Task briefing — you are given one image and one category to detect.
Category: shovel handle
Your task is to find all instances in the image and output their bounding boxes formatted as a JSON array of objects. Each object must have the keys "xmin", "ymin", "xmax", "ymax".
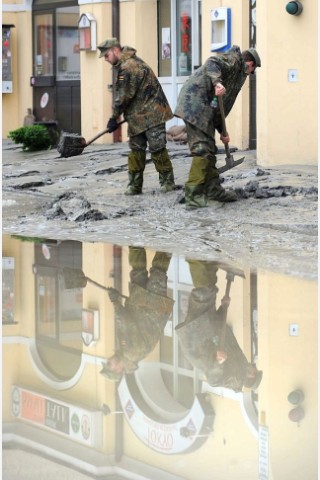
[
  {"xmin": 217, "ymin": 96, "xmax": 231, "ymax": 158},
  {"xmin": 85, "ymin": 120, "xmax": 126, "ymax": 147}
]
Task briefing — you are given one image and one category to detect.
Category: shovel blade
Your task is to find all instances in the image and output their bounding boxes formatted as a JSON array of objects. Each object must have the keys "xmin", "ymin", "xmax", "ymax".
[{"xmin": 218, "ymin": 155, "xmax": 245, "ymax": 174}]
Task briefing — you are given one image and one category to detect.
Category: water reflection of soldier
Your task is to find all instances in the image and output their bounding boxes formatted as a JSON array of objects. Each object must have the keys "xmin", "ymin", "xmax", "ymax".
[
  {"xmin": 100, "ymin": 247, "xmax": 174, "ymax": 381},
  {"xmin": 175, "ymin": 260, "xmax": 262, "ymax": 393}
]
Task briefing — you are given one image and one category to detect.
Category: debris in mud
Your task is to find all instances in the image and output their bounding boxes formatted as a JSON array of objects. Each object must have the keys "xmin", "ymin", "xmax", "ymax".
[
  {"xmin": 235, "ymin": 181, "xmax": 318, "ymax": 200},
  {"xmin": 175, "ymin": 180, "xmax": 318, "ymax": 204},
  {"xmin": 4, "ymin": 170, "xmax": 41, "ymax": 178},
  {"xmin": 95, "ymin": 166, "xmax": 125, "ymax": 175},
  {"xmin": 46, "ymin": 191, "xmax": 136, "ymax": 222},
  {"xmin": 46, "ymin": 192, "xmax": 106, "ymax": 222},
  {"xmin": 13, "ymin": 181, "xmax": 48, "ymax": 189}
]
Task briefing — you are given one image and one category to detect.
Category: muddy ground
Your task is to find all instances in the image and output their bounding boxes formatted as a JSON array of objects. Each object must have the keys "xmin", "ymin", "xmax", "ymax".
[{"xmin": 2, "ymin": 139, "xmax": 318, "ymax": 280}]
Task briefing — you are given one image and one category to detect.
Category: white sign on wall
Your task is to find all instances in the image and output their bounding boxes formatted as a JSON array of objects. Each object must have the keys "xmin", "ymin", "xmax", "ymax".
[
  {"xmin": 11, "ymin": 385, "xmax": 103, "ymax": 447},
  {"xmin": 118, "ymin": 376, "xmax": 214, "ymax": 455}
]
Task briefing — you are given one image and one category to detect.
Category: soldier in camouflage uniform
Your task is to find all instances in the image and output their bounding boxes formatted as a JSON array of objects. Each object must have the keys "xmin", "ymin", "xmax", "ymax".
[
  {"xmin": 175, "ymin": 46, "xmax": 261, "ymax": 208},
  {"xmin": 100, "ymin": 247, "xmax": 174, "ymax": 381},
  {"xmin": 98, "ymin": 38, "xmax": 175, "ymax": 195},
  {"xmin": 175, "ymin": 260, "xmax": 262, "ymax": 392}
]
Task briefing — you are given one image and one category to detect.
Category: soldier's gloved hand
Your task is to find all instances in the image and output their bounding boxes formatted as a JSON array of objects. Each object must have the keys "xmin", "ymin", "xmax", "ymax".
[
  {"xmin": 107, "ymin": 287, "xmax": 121, "ymax": 303},
  {"xmin": 107, "ymin": 117, "xmax": 118, "ymax": 132}
]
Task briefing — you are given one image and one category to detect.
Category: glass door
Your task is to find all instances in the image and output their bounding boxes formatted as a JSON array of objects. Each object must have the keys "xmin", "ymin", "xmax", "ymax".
[{"xmin": 158, "ymin": 0, "xmax": 201, "ymax": 125}]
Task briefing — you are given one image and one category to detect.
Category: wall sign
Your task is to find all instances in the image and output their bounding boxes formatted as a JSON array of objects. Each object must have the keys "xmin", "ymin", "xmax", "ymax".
[
  {"xmin": 11, "ymin": 385, "xmax": 103, "ymax": 447},
  {"xmin": 2, "ymin": 25, "xmax": 14, "ymax": 93},
  {"xmin": 40, "ymin": 92, "xmax": 49, "ymax": 109},
  {"xmin": 118, "ymin": 375, "xmax": 215, "ymax": 455},
  {"xmin": 82, "ymin": 308, "xmax": 100, "ymax": 346},
  {"xmin": 78, "ymin": 13, "xmax": 96, "ymax": 51}
]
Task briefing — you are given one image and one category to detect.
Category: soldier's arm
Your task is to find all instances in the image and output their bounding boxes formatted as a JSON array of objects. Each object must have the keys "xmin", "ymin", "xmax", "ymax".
[{"xmin": 205, "ymin": 60, "xmax": 225, "ymax": 133}]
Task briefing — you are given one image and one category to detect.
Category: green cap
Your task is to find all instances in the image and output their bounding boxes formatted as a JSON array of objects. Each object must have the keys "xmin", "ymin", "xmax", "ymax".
[
  {"xmin": 247, "ymin": 48, "xmax": 261, "ymax": 68},
  {"xmin": 97, "ymin": 38, "xmax": 120, "ymax": 58}
]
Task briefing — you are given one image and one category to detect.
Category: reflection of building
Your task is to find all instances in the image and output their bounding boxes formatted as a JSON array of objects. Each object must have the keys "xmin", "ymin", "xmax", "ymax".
[
  {"xmin": 2, "ymin": 1, "xmax": 318, "ymax": 166},
  {"xmin": 2, "ymin": 235, "xmax": 318, "ymax": 479}
]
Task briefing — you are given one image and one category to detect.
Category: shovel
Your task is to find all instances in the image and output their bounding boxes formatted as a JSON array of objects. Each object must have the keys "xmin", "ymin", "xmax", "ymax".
[
  {"xmin": 57, "ymin": 120, "xmax": 126, "ymax": 158},
  {"xmin": 217, "ymin": 96, "xmax": 245, "ymax": 173},
  {"xmin": 58, "ymin": 267, "xmax": 128, "ymax": 298}
]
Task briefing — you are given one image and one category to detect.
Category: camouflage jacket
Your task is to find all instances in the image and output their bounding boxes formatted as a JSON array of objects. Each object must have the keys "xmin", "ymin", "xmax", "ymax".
[
  {"xmin": 174, "ymin": 46, "xmax": 248, "ymax": 137},
  {"xmin": 113, "ymin": 283, "xmax": 174, "ymax": 372},
  {"xmin": 112, "ymin": 46, "xmax": 173, "ymax": 136},
  {"xmin": 176, "ymin": 298, "xmax": 249, "ymax": 392}
]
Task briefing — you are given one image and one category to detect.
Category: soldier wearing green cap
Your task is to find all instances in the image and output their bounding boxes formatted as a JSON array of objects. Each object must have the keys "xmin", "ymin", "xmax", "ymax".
[
  {"xmin": 175, "ymin": 259, "xmax": 263, "ymax": 392},
  {"xmin": 98, "ymin": 38, "xmax": 176, "ymax": 195},
  {"xmin": 100, "ymin": 247, "xmax": 174, "ymax": 381},
  {"xmin": 175, "ymin": 45, "xmax": 261, "ymax": 208}
]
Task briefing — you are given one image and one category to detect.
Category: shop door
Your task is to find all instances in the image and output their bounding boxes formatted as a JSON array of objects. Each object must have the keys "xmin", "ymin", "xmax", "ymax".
[
  {"xmin": 32, "ymin": 3, "xmax": 81, "ymax": 134},
  {"xmin": 158, "ymin": 0, "xmax": 201, "ymax": 127},
  {"xmin": 55, "ymin": 6, "xmax": 81, "ymax": 133}
]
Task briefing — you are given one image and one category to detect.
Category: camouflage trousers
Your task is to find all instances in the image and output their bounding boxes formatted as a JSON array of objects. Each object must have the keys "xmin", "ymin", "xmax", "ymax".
[
  {"xmin": 128, "ymin": 123, "xmax": 173, "ymax": 174},
  {"xmin": 129, "ymin": 123, "xmax": 167, "ymax": 153},
  {"xmin": 185, "ymin": 122, "xmax": 219, "ymax": 185}
]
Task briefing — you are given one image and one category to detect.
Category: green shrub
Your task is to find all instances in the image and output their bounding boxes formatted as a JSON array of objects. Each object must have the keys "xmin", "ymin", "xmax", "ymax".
[{"xmin": 8, "ymin": 125, "xmax": 52, "ymax": 151}]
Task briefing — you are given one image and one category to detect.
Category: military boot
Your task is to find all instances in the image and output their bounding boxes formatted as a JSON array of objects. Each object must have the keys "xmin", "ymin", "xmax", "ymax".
[
  {"xmin": 151, "ymin": 149, "xmax": 176, "ymax": 193},
  {"xmin": 125, "ymin": 151, "xmax": 146, "ymax": 195},
  {"xmin": 125, "ymin": 171, "xmax": 144, "ymax": 195},
  {"xmin": 159, "ymin": 171, "xmax": 175, "ymax": 193},
  {"xmin": 184, "ymin": 156, "xmax": 209, "ymax": 208},
  {"xmin": 206, "ymin": 177, "xmax": 237, "ymax": 202},
  {"xmin": 185, "ymin": 184, "xmax": 207, "ymax": 209}
]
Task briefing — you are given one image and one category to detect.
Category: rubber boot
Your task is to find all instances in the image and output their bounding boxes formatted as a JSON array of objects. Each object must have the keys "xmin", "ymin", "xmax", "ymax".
[
  {"xmin": 206, "ymin": 176, "xmax": 237, "ymax": 202},
  {"xmin": 128, "ymin": 246, "xmax": 148, "ymax": 286},
  {"xmin": 184, "ymin": 156, "xmax": 208, "ymax": 208},
  {"xmin": 151, "ymin": 149, "xmax": 175, "ymax": 193},
  {"xmin": 125, "ymin": 171, "xmax": 144, "ymax": 195},
  {"xmin": 184, "ymin": 184, "xmax": 207, "ymax": 209},
  {"xmin": 159, "ymin": 171, "xmax": 175, "ymax": 193},
  {"xmin": 125, "ymin": 151, "xmax": 146, "ymax": 195}
]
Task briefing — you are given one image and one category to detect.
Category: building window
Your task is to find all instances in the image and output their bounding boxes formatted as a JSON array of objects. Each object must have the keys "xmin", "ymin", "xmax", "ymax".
[
  {"xmin": 34, "ymin": 13, "xmax": 54, "ymax": 76},
  {"xmin": 177, "ymin": 0, "xmax": 192, "ymax": 76},
  {"xmin": 158, "ymin": 0, "xmax": 172, "ymax": 77},
  {"xmin": 56, "ymin": 6, "xmax": 80, "ymax": 81}
]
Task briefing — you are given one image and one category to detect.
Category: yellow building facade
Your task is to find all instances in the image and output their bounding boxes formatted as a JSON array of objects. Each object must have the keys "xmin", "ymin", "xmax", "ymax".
[{"xmin": 2, "ymin": 0, "xmax": 318, "ymax": 165}]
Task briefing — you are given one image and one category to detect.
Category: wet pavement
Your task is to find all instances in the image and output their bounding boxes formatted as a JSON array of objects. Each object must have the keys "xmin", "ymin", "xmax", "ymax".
[
  {"xmin": 1, "ymin": 138, "xmax": 319, "ymax": 477},
  {"xmin": 2, "ymin": 236, "xmax": 318, "ymax": 480},
  {"xmin": 2, "ymin": 139, "xmax": 318, "ymax": 280}
]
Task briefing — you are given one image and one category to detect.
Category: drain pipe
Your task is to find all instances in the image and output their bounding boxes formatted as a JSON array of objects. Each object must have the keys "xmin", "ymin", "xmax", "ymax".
[{"xmin": 112, "ymin": 0, "xmax": 122, "ymax": 143}]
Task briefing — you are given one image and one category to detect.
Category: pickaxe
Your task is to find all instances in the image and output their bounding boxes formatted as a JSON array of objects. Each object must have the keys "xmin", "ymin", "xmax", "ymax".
[{"xmin": 218, "ymin": 96, "xmax": 245, "ymax": 173}]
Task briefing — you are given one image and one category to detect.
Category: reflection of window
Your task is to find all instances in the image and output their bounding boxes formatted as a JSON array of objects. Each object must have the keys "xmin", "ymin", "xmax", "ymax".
[
  {"xmin": 34, "ymin": 241, "xmax": 83, "ymax": 380},
  {"xmin": 37, "ymin": 275, "xmax": 56, "ymax": 337},
  {"xmin": 2, "ymin": 257, "xmax": 15, "ymax": 324},
  {"xmin": 34, "ymin": 14, "xmax": 53, "ymax": 76}
]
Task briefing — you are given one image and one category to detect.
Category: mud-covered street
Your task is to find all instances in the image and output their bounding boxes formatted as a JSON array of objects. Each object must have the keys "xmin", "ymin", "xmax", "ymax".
[{"xmin": 2, "ymin": 139, "xmax": 318, "ymax": 280}]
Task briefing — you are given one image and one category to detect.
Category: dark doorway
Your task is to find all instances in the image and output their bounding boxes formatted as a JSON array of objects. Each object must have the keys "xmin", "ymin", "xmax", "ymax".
[{"xmin": 32, "ymin": 1, "xmax": 81, "ymax": 134}]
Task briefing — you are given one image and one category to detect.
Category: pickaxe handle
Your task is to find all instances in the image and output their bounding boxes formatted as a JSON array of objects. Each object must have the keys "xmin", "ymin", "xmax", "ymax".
[
  {"xmin": 216, "ymin": 96, "xmax": 245, "ymax": 173},
  {"xmin": 217, "ymin": 96, "xmax": 231, "ymax": 159},
  {"xmin": 218, "ymin": 272, "xmax": 235, "ymax": 349}
]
